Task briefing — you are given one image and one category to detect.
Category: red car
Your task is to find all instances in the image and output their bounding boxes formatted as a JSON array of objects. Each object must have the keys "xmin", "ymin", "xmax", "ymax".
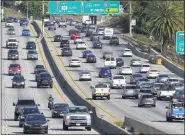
[
  {"xmin": 8, "ymin": 64, "xmax": 21, "ymax": 76},
  {"xmin": 71, "ymin": 33, "xmax": 80, "ymax": 39}
]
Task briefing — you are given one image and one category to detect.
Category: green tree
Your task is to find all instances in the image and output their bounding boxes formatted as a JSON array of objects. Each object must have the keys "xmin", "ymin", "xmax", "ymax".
[{"xmin": 146, "ymin": 1, "xmax": 184, "ymax": 55}]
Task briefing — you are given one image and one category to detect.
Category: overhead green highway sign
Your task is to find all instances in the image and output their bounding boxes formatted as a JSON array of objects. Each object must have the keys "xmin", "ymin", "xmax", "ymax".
[
  {"xmin": 176, "ymin": 31, "xmax": 184, "ymax": 54},
  {"xmin": 83, "ymin": 1, "xmax": 120, "ymax": 14},
  {"xmin": 48, "ymin": 1, "xmax": 82, "ymax": 14}
]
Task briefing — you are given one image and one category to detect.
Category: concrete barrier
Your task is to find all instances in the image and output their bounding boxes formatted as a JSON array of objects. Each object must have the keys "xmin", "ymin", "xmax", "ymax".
[
  {"xmin": 123, "ymin": 117, "xmax": 167, "ymax": 135},
  {"xmin": 31, "ymin": 21, "xmax": 130, "ymax": 135}
]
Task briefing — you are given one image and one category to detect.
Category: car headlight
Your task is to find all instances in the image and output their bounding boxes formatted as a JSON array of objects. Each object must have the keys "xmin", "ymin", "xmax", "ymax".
[
  {"xmin": 86, "ymin": 115, "xmax": 91, "ymax": 120},
  {"xmin": 21, "ymin": 82, "xmax": 24, "ymax": 84},
  {"xmin": 20, "ymin": 116, "xmax": 25, "ymax": 119},
  {"xmin": 13, "ymin": 82, "xmax": 16, "ymax": 84},
  {"xmin": 66, "ymin": 116, "xmax": 70, "ymax": 120},
  {"xmin": 53, "ymin": 111, "xmax": 57, "ymax": 113},
  {"xmin": 42, "ymin": 123, "xmax": 48, "ymax": 126},
  {"xmin": 24, "ymin": 123, "xmax": 31, "ymax": 126}
]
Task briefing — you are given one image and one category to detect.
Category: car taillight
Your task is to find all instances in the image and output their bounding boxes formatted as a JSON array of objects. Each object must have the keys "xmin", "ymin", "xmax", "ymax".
[
  {"xmin": 108, "ymin": 89, "xmax": 110, "ymax": 92},
  {"xmin": 170, "ymin": 109, "xmax": 173, "ymax": 114}
]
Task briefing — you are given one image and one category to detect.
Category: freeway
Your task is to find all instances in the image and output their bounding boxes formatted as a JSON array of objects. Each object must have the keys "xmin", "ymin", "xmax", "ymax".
[
  {"xmin": 42, "ymin": 21, "xmax": 184, "ymax": 134},
  {"xmin": 1, "ymin": 22, "xmax": 99, "ymax": 134}
]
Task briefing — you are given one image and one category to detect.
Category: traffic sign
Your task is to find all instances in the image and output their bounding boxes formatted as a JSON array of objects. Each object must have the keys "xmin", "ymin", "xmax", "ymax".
[
  {"xmin": 83, "ymin": 1, "xmax": 120, "ymax": 15},
  {"xmin": 176, "ymin": 31, "xmax": 184, "ymax": 54},
  {"xmin": 48, "ymin": 1, "xmax": 82, "ymax": 14}
]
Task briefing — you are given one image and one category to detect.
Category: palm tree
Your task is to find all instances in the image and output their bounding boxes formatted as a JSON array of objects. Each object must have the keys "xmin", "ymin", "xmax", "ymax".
[{"xmin": 146, "ymin": 1, "xmax": 184, "ymax": 55}]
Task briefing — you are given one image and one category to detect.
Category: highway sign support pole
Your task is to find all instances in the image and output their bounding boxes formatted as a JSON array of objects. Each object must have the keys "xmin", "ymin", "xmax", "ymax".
[
  {"xmin": 129, "ymin": 0, "xmax": 132, "ymax": 37},
  {"xmin": 42, "ymin": 1, "xmax": 44, "ymax": 37},
  {"xmin": 26, "ymin": 1, "xmax": 28, "ymax": 20}
]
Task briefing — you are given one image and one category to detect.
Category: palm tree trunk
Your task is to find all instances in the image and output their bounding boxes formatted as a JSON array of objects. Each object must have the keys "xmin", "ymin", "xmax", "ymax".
[{"xmin": 161, "ymin": 35, "xmax": 168, "ymax": 56}]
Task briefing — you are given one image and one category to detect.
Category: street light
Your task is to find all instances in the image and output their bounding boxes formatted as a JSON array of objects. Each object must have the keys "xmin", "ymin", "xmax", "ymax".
[{"xmin": 129, "ymin": 0, "xmax": 132, "ymax": 37}]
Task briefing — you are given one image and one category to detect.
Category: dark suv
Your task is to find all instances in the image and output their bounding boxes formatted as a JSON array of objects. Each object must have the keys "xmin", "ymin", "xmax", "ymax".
[
  {"xmin": 23, "ymin": 114, "xmax": 49, "ymax": 134},
  {"xmin": 60, "ymin": 40, "xmax": 70, "ymax": 48},
  {"xmin": 54, "ymin": 35, "xmax": 62, "ymax": 42},
  {"xmin": 61, "ymin": 47, "xmax": 72, "ymax": 56},
  {"xmin": 26, "ymin": 41, "xmax": 36, "ymax": 49},
  {"xmin": 8, "ymin": 49, "xmax": 19, "ymax": 60},
  {"xmin": 12, "ymin": 75, "xmax": 26, "ymax": 88},
  {"xmin": 109, "ymin": 36, "xmax": 119, "ymax": 45},
  {"xmin": 37, "ymin": 72, "xmax": 53, "ymax": 88},
  {"xmin": 19, "ymin": 106, "xmax": 41, "ymax": 127},
  {"xmin": 13, "ymin": 99, "xmax": 40, "ymax": 121}
]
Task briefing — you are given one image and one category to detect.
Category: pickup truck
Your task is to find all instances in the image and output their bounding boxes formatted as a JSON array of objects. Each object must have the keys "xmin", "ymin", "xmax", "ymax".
[
  {"xmin": 91, "ymin": 83, "xmax": 110, "ymax": 100},
  {"xmin": 104, "ymin": 57, "xmax": 117, "ymax": 69},
  {"xmin": 6, "ymin": 38, "xmax": 19, "ymax": 49},
  {"xmin": 110, "ymin": 75, "xmax": 126, "ymax": 89},
  {"xmin": 63, "ymin": 106, "xmax": 92, "ymax": 131},
  {"xmin": 166, "ymin": 102, "xmax": 184, "ymax": 122},
  {"xmin": 58, "ymin": 21, "xmax": 67, "ymax": 27},
  {"xmin": 157, "ymin": 85, "xmax": 176, "ymax": 100}
]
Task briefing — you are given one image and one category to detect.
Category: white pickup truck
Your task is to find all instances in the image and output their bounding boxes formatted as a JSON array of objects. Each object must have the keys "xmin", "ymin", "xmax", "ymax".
[
  {"xmin": 110, "ymin": 75, "xmax": 126, "ymax": 89},
  {"xmin": 157, "ymin": 86, "xmax": 176, "ymax": 100},
  {"xmin": 91, "ymin": 83, "xmax": 110, "ymax": 100},
  {"xmin": 104, "ymin": 57, "xmax": 117, "ymax": 69},
  {"xmin": 6, "ymin": 38, "xmax": 19, "ymax": 49},
  {"xmin": 58, "ymin": 21, "xmax": 67, "ymax": 27},
  {"xmin": 103, "ymin": 28, "xmax": 113, "ymax": 40},
  {"xmin": 5, "ymin": 21, "xmax": 14, "ymax": 27}
]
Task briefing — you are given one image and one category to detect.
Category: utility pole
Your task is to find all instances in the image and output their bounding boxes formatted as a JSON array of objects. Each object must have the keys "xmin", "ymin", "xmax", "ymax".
[
  {"xmin": 42, "ymin": 0, "xmax": 44, "ymax": 36},
  {"xmin": 26, "ymin": 0, "xmax": 28, "ymax": 20},
  {"xmin": 129, "ymin": 0, "xmax": 132, "ymax": 37}
]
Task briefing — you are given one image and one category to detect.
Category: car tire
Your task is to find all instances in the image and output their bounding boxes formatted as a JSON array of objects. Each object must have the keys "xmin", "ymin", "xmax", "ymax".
[
  {"xmin": 19, "ymin": 123, "xmax": 23, "ymax": 127},
  {"xmin": 86, "ymin": 127, "xmax": 91, "ymax": 131},
  {"xmin": 12, "ymin": 85, "xmax": 14, "ymax": 88},
  {"xmin": 107, "ymin": 95, "xmax": 110, "ymax": 100},
  {"xmin": 52, "ymin": 114, "xmax": 55, "ymax": 118},
  {"xmin": 63, "ymin": 121, "xmax": 68, "ymax": 130},
  {"xmin": 153, "ymin": 105, "xmax": 156, "ymax": 107},
  {"xmin": 23, "ymin": 85, "xmax": 25, "ymax": 88},
  {"xmin": 122, "ymin": 96, "xmax": 125, "ymax": 99},
  {"xmin": 92, "ymin": 95, "xmax": 96, "ymax": 100},
  {"xmin": 135, "ymin": 96, "xmax": 138, "ymax": 99},
  {"xmin": 138, "ymin": 105, "xmax": 142, "ymax": 107},
  {"xmin": 14, "ymin": 116, "xmax": 18, "ymax": 121},
  {"xmin": 37, "ymin": 84, "xmax": 40, "ymax": 88},
  {"xmin": 45, "ymin": 130, "xmax": 48, "ymax": 134},
  {"xmin": 50, "ymin": 84, "xmax": 53, "ymax": 88}
]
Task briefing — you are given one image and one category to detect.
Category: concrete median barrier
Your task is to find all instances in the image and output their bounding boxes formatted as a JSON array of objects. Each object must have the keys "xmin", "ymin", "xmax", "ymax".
[
  {"xmin": 122, "ymin": 117, "xmax": 167, "ymax": 135},
  {"xmin": 31, "ymin": 21, "xmax": 130, "ymax": 135}
]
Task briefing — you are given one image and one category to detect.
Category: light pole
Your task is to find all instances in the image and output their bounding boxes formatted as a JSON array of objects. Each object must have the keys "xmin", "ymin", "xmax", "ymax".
[
  {"xmin": 129, "ymin": 0, "xmax": 132, "ymax": 37},
  {"xmin": 26, "ymin": 0, "xmax": 28, "ymax": 20}
]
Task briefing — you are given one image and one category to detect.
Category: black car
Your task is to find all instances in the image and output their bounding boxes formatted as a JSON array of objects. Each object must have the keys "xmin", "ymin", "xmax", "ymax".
[
  {"xmin": 69, "ymin": 29, "xmax": 78, "ymax": 36},
  {"xmin": 85, "ymin": 30, "xmax": 93, "ymax": 37},
  {"xmin": 44, "ymin": 21, "xmax": 50, "ymax": 27},
  {"xmin": 13, "ymin": 99, "xmax": 39, "ymax": 121},
  {"xmin": 54, "ymin": 35, "xmax": 62, "ymax": 42},
  {"xmin": 34, "ymin": 65, "xmax": 45, "ymax": 73},
  {"xmin": 93, "ymin": 40, "xmax": 102, "ymax": 49},
  {"xmin": 52, "ymin": 103, "xmax": 69, "ymax": 118},
  {"xmin": 116, "ymin": 57, "xmax": 124, "ymax": 67},
  {"xmin": 60, "ymin": 40, "xmax": 70, "ymax": 48},
  {"xmin": 12, "ymin": 75, "xmax": 25, "ymax": 88},
  {"xmin": 109, "ymin": 36, "xmax": 119, "ymax": 45},
  {"xmin": 35, "ymin": 69, "xmax": 47, "ymax": 81},
  {"xmin": 19, "ymin": 106, "xmax": 41, "ymax": 127},
  {"xmin": 86, "ymin": 55, "xmax": 96, "ymax": 63},
  {"xmin": 37, "ymin": 72, "xmax": 53, "ymax": 88},
  {"xmin": 80, "ymin": 27, "xmax": 88, "ymax": 33},
  {"xmin": 26, "ymin": 41, "xmax": 36, "ymax": 49},
  {"xmin": 8, "ymin": 49, "xmax": 19, "ymax": 60},
  {"xmin": 130, "ymin": 73, "xmax": 144, "ymax": 84},
  {"xmin": 23, "ymin": 114, "xmax": 49, "ymax": 134},
  {"xmin": 7, "ymin": 28, "xmax": 15, "ymax": 35},
  {"xmin": 90, "ymin": 33, "xmax": 99, "ymax": 41},
  {"xmin": 61, "ymin": 47, "xmax": 72, "ymax": 56}
]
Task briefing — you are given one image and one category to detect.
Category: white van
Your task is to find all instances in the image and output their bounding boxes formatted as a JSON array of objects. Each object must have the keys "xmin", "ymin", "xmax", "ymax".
[
  {"xmin": 104, "ymin": 57, "xmax": 117, "ymax": 69},
  {"xmin": 103, "ymin": 28, "xmax": 113, "ymax": 40}
]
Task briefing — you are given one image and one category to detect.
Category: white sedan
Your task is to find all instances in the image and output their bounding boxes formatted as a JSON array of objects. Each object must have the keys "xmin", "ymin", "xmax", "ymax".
[
  {"xmin": 119, "ymin": 66, "xmax": 132, "ymax": 75},
  {"xmin": 123, "ymin": 48, "xmax": 132, "ymax": 57},
  {"xmin": 140, "ymin": 64, "xmax": 150, "ymax": 73},
  {"xmin": 131, "ymin": 59, "xmax": 142, "ymax": 66},
  {"xmin": 76, "ymin": 42, "xmax": 86, "ymax": 50},
  {"xmin": 79, "ymin": 71, "xmax": 91, "ymax": 81},
  {"xmin": 147, "ymin": 69, "xmax": 159, "ymax": 78},
  {"xmin": 110, "ymin": 75, "xmax": 126, "ymax": 89},
  {"xmin": 69, "ymin": 58, "xmax": 81, "ymax": 67},
  {"xmin": 74, "ymin": 36, "xmax": 82, "ymax": 44}
]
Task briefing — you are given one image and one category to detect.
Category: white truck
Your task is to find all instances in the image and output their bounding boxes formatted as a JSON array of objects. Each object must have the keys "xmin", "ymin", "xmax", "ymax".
[
  {"xmin": 58, "ymin": 20, "xmax": 67, "ymax": 27},
  {"xmin": 103, "ymin": 28, "xmax": 114, "ymax": 40},
  {"xmin": 91, "ymin": 83, "xmax": 110, "ymax": 100},
  {"xmin": 157, "ymin": 86, "xmax": 176, "ymax": 100},
  {"xmin": 6, "ymin": 38, "xmax": 19, "ymax": 49},
  {"xmin": 110, "ymin": 75, "xmax": 126, "ymax": 89},
  {"xmin": 104, "ymin": 57, "xmax": 117, "ymax": 69},
  {"xmin": 82, "ymin": 16, "xmax": 91, "ymax": 25}
]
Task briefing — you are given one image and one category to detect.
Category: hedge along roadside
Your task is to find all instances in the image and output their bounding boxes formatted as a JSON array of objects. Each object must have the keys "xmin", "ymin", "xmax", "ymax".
[{"xmin": 31, "ymin": 21, "xmax": 130, "ymax": 135}]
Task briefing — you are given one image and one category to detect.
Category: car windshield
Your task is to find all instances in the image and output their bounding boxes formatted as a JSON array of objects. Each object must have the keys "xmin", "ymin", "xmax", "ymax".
[
  {"xmin": 106, "ymin": 58, "xmax": 115, "ymax": 61},
  {"xmin": 40, "ymin": 73, "xmax": 50, "ymax": 77},
  {"xmin": 26, "ymin": 115, "xmax": 46, "ymax": 121},
  {"xmin": 116, "ymin": 58, "xmax": 122, "ymax": 61},
  {"xmin": 98, "ymin": 28, "xmax": 104, "ymax": 31},
  {"xmin": 13, "ymin": 76, "xmax": 24, "ymax": 80},
  {"xmin": 95, "ymin": 84, "xmax": 108, "ymax": 88},
  {"xmin": 104, "ymin": 52, "xmax": 112, "ymax": 55},
  {"xmin": 69, "ymin": 107, "xmax": 88, "ymax": 113},
  {"xmin": 37, "ymin": 70, "xmax": 46, "ymax": 74},
  {"xmin": 36, "ymin": 65, "xmax": 44, "ymax": 69},
  {"xmin": 23, "ymin": 108, "xmax": 39, "ymax": 114},
  {"xmin": 159, "ymin": 74, "xmax": 169, "ymax": 77},
  {"xmin": 172, "ymin": 83, "xmax": 183, "ymax": 87},
  {"xmin": 134, "ymin": 74, "xmax": 142, "ymax": 77},
  {"xmin": 138, "ymin": 78, "xmax": 148, "ymax": 82},
  {"xmin": 172, "ymin": 103, "xmax": 185, "ymax": 108},
  {"xmin": 142, "ymin": 82, "xmax": 153, "ymax": 87},
  {"xmin": 10, "ymin": 64, "xmax": 20, "ymax": 67},
  {"xmin": 62, "ymin": 40, "xmax": 69, "ymax": 43},
  {"xmin": 27, "ymin": 42, "xmax": 35, "ymax": 45},
  {"xmin": 169, "ymin": 79, "xmax": 179, "ymax": 82},
  {"xmin": 17, "ymin": 100, "xmax": 36, "ymax": 105},
  {"xmin": 9, "ymin": 28, "xmax": 15, "ymax": 31},
  {"xmin": 113, "ymin": 76, "xmax": 124, "ymax": 79},
  {"xmin": 112, "ymin": 37, "xmax": 118, "ymax": 39},
  {"xmin": 9, "ymin": 50, "xmax": 18, "ymax": 53},
  {"xmin": 124, "ymin": 49, "xmax": 131, "ymax": 51},
  {"xmin": 142, "ymin": 95, "xmax": 154, "ymax": 98},
  {"xmin": 154, "ymin": 84, "xmax": 164, "ymax": 88},
  {"xmin": 23, "ymin": 29, "xmax": 29, "ymax": 31},
  {"xmin": 54, "ymin": 104, "xmax": 68, "ymax": 109},
  {"xmin": 28, "ymin": 51, "xmax": 37, "ymax": 54},
  {"xmin": 126, "ymin": 86, "xmax": 137, "ymax": 89},
  {"xmin": 150, "ymin": 70, "xmax": 158, "ymax": 72},
  {"xmin": 71, "ymin": 59, "xmax": 79, "ymax": 61},
  {"xmin": 133, "ymin": 59, "xmax": 140, "ymax": 61},
  {"xmin": 142, "ymin": 65, "xmax": 150, "ymax": 67},
  {"xmin": 9, "ymin": 39, "xmax": 17, "ymax": 42},
  {"xmin": 159, "ymin": 85, "xmax": 174, "ymax": 90},
  {"xmin": 85, "ymin": 51, "xmax": 92, "ymax": 53}
]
